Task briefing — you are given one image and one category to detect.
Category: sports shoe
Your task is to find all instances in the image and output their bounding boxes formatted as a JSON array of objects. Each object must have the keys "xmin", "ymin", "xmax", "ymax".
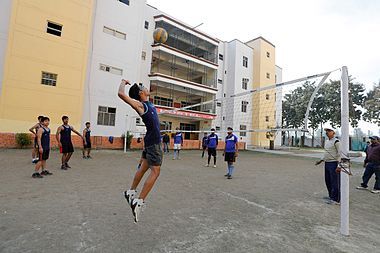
[
  {"xmin": 82, "ymin": 156, "xmax": 87, "ymax": 159},
  {"xmin": 65, "ymin": 163, "xmax": 71, "ymax": 168},
  {"xmin": 41, "ymin": 170, "xmax": 53, "ymax": 176},
  {"xmin": 213, "ymin": 165, "xmax": 217, "ymax": 168},
  {"xmin": 32, "ymin": 158, "xmax": 39, "ymax": 164},
  {"xmin": 371, "ymin": 189, "xmax": 380, "ymax": 194},
  {"xmin": 227, "ymin": 175, "xmax": 232, "ymax": 179},
  {"xmin": 32, "ymin": 172, "xmax": 43, "ymax": 178},
  {"xmin": 224, "ymin": 174, "xmax": 229, "ymax": 177},
  {"xmin": 61, "ymin": 164, "xmax": 67, "ymax": 170},
  {"xmin": 124, "ymin": 190, "xmax": 137, "ymax": 206},
  {"xmin": 205, "ymin": 164, "xmax": 210, "ymax": 167},
  {"xmin": 131, "ymin": 198, "xmax": 144, "ymax": 223},
  {"xmin": 356, "ymin": 186, "xmax": 368, "ymax": 190},
  {"xmin": 87, "ymin": 156, "xmax": 92, "ymax": 159}
]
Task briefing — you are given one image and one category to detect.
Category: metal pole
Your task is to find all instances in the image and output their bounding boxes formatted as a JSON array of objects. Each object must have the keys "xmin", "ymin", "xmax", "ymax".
[
  {"xmin": 124, "ymin": 114, "xmax": 128, "ymax": 153},
  {"xmin": 340, "ymin": 66, "xmax": 350, "ymax": 236}
]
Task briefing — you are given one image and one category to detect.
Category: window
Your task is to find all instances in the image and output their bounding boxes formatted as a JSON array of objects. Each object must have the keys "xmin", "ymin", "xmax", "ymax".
[
  {"xmin": 141, "ymin": 51, "xmax": 146, "ymax": 60},
  {"xmin": 144, "ymin": 21, "xmax": 149, "ymax": 29},
  {"xmin": 119, "ymin": 0, "xmax": 129, "ymax": 5},
  {"xmin": 218, "ymin": 79, "xmax": 223, "ymax": 84},
  {"xmin": 267, "ymin": 52, "xmax": 270, "ymax": 58},
  {"xmin": 99, "ymin": 64, "xmax": 123, "ymax": 75},
  {"xmin": 161, "ymin": 121, "xmax": 172, "ymax": 130},
  {"xmin": 216, "ymin": 102, "xmax": 222, "ymax": 107},
  {"xmin": 243, "ymin": 56, "xmax": 248, "ymax": 68},
  {"xmin": 265, "ymin": 116, "xmax": 269, "ymax": 122},
  {"xmin": 216, "ymin": 126, "xmax": 221, "ymax": 131},
  {"xmin": 266, "ymin": 73, "xmax": 270, "ymax": 79},
  {"xmin": 103, "ymin": 26, "xmax": 126, "ymax": 40},
  {"xmin": 240, "ymin": 125, "xmax": 247, "ymax": 137},
  {"xmin": 219, "ymin": 54, "xmax": 224, "ymax": 61},
  {"xmin": 41, "ymin": 71, "xmax": 57, "ymax": 86},
  {"xmin": 154, "ymin": 96, "xmax": 173, "ymax": 107},
  {"xmin": 241, "ymin": 101, "xmax": 248, "ymax": 113},
  {"xmin": 47, "ymin": 21, "xmax": 62, "ymax": 37},
  {"xmin": 242, "ymin": 78, "xmax": 249, "ymax": 90},
  {"xmin": 223, "ymin": 93, "xmax": 226, "ymax": 97},
  {"xmin": 97, "ymin": 106, "xmax": 116, "ymax": 126},
  {"xmin": 266, "ymin": 94, "xmax": 270, "ymax": 100}
]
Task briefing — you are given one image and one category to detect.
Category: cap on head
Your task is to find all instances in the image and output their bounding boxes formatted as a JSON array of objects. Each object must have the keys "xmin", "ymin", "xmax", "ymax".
[
  {"xmin": 211, "ymin": 128, "xmax": 215, "ymax": 132},
  {"xmin": 369, "ymin": 136, "xmax": 379, "ymax": 140},
  {"xmin": 129, "ymin": 83, "xmax": 142, "ymax": 101},
  {"xmin": 324, "ymin": 127, "xmax": 335, "ymax": 133}
]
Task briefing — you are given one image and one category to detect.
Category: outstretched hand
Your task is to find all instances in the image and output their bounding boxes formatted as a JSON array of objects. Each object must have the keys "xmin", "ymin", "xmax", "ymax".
[{"xmin": 315, "ymin": 160, "xmax": 323, "ymax": 166}]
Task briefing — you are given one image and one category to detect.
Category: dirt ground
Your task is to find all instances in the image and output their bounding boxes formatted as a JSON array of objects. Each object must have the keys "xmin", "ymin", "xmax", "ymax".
[{"xmin": 0, "ymin": 149, "xmax": 379, "ymax": 253}]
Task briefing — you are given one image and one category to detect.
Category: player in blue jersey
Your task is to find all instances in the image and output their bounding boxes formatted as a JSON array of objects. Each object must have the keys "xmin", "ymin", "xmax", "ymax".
[
  {"xmin": 173, "ymin": 128, "xmax": 183, "ymax": 160},
  {"xmin": 118, "ymin": 79, "xmax": 163, "ymax": 223},
  {"xmin": 205, "ymin": 128, "xmax": 218, "ymax": 168},
  {"xmin": 33, "ymin": 117, "xmax": 53, "ymax": 178},
  {"xmin": 223, "ymin": 127, "xmax": 239, "ymax": 179}
]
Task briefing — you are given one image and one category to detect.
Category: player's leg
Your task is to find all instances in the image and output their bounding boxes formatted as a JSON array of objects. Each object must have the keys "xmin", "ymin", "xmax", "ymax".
[
  {"xmin": 65, "ymin": 152, "xmax": 73, "ymax": 168},
  {"xmin": 213, "ymin": 149, "xmax": 217, "ymax": 167},
  {"xmin": 61, "ymin": 153, "xmax": 67, "ymax": 170},
  {"xmin": 87, "ymin": 148, "xmax": 91, "ymax": 158},
  {"xmin": 206, "ymin": 149, "xmax": 211, "ymax": 166},
  {"xmin": 330, "ymin": 162, "xmax": 340, "ymax": 203},
  {"xmin": 372, "ymin": 165, "xmax": 380, "ymax": 192},
  {"xmin": 131, "ymin": 158, "xmax": 150, "ymax": 190},
  {"xmin": 32, "ymin": 151, "xmax": 43, "ymax": 178},
  {"xmin": 324, "ymin": 163, "xmax": 333, "ymax": 199},
  {"xmin": 360, "ymin": 163, "xmax": 375, "ymax": 189}
]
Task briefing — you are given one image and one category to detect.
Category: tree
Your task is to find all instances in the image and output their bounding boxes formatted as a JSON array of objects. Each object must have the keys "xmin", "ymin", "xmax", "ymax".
[{"xmin": 363, "ymin": 81, "xmax": 380, "ymax": 126}]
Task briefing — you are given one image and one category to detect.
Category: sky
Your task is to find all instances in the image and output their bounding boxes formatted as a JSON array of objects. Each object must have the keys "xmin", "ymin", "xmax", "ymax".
[{"xmin": 147, "ymin": 0, "xmax": 380, "ymax": 134}]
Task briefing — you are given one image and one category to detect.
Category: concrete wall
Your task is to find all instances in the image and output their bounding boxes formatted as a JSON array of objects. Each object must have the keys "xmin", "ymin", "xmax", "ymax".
[{"xmin": 0, "ymin": 0, "xmax": 94, "ymax": 133}]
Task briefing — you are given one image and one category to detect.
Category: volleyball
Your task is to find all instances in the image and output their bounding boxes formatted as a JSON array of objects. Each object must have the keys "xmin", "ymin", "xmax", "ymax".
[{"xmin": 153, "ymin": 28, "xmax": 168, "ymax": 44}]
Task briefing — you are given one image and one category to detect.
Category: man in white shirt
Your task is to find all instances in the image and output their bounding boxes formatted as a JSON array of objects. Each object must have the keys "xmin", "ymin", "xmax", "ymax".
[{"xmin": 315, "ymin": 128, "xmax": 341, "ymax": 205}]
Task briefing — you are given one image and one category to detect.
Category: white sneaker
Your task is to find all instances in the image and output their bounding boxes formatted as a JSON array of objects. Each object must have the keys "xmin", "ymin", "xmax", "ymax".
[
  {"xmin": 205, "ymin": 164, "xmax": 209, "ymax": 167},
  {"xmin": 131, "ymin": 198, "xmax": 144, "ymax": 222},
  {"xmin": 356, "ymin": 186, "xmax": 368, "ymax": 190},
  {"xmin": 371, "ymin": 189, "xmax": 380, "ymax": 194},
  {"xmin": 213, "ymin": 165, "xmax": 217, "ymax": 168},
  {"xmin": 124, "ymin": 190, "xmax": 137, "ymax": 206},
  {"xmin": 325, "ymin": 199, "xmax": 340, "ymax": 205}
]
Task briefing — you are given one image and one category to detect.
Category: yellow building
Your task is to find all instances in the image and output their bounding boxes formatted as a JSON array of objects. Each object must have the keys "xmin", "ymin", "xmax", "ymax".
[
  {"xmin": 0, "ymin": 0, "xmax": 94, "ymax": 133},
  {"xmin": 246, "ymin": 37, "xmax": 277, "ymax": 147}
]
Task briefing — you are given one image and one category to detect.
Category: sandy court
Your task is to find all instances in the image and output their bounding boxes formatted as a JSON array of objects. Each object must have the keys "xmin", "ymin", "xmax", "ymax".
[{"xmin": 0, "ymin": 149, "xmax": 379, "ymax": 253}]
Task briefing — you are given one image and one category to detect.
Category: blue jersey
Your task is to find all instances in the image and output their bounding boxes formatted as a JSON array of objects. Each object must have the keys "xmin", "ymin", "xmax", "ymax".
[
  {"xmin": 84, "ymin": 128, "xmax": 91, "ymax": 143},
  {"xmin": 174, "ymin": 132, "xmax": 183, "ymax": 144},
  {"xmin": 225, "ymin": 134, "xmax": 238, "ymax": 153},
  {"xmin": 41, "ymin": 127, "xmax": 50, "ymax": 150},
  {"xmin": 141, "ymin": 101, "xmax": 161, "ymax": 147},
  {"xmin": 60, "ymin": 125, "xmax": 72, "ymax": 144},
  {"xmin": 202, "ymin": 136, "xmax": 208, "ymax": 147},
  {"xmin": 207, "ymin": 134, "xmax": 218, "ymax": 148}
]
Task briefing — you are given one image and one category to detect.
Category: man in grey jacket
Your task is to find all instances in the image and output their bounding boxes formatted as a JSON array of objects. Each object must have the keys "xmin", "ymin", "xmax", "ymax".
[{"xmin": 316, "ymin": 128, "xmax": 341, "ymax": 205}]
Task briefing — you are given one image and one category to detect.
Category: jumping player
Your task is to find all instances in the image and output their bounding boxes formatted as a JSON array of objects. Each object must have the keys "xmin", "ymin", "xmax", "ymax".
[
  {"xmin": 223, "ymin": 127, "xmax": 238, "ymax": 179},
  {"xmin": 82, "ymin": 122, "xmax": 92, "ymax": 159},
  {"xmin": 32, "ymin": 117, "xmax": 52, "ymax": 178},
  {"xmin": 173, "ymin": 128, "xmax": 183, "ymax": 160},
  {"xmin": 205, "ymin": 128, "xmax": 218, "ymax": 168},
  {"xmin": 56, "ymin": 116, "xmax": 85, "ymax": 170},
  {"xmin": 118, "ymin": 79, "xmax": 162, "ymax": 222},
  {"xmin": 29, "ymin": 115, "xmax": 44, "ymax": 164}
]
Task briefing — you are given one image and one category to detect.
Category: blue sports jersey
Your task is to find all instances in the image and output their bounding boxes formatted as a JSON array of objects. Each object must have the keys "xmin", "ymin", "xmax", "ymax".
[
  {"xmin": 141, "ymin": 101, "xmax": 161, "ymax": 147},
  {"xmin": 225, "ymin": 134, "xmax": 238, "ymax": 152},
  {"xmin": 60, "ymin": 125, "xmax": 72, "ymax": 144},
  {"xmin": 41, "ymin": 127, "xmax": 50, "ymax": 150},
  {"xmin": 202, "ymin": 136, "xmax": 208, "ymax": 147},
  {"xmin": 207, "ymin": 134, "xmax": 218, "ymax": 148},
  {"xmin": 174, "ymin": 132, "xmax": 183, "ymax": 144}
]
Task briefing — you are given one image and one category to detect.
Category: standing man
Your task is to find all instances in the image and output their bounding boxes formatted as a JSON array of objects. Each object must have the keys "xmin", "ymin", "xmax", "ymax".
[
  {"xmin": 205, "ymin": 128, "xmax": 218, "ymax": 168},
  {"xmin": 201, "ymin": 132, "xmax": 208, "ymax": 158},
  {"xmin": 32, "ymin": 117, "xmax": 53, "ymax": 178},
  {"xmin": 173, "ymin": 128, "xmax": 183, "ymax": 160},
  {"xmin": 29, "ymin": 115, "xmax": 44, "ymax": 164},
  {"xmin": 82, "ymin": 122, "xmax": 92, "ymax": 159},
  {"xmin": 162, "ymin": 132, "xmax": 170, "ymax": 154},
  {"xmin": 118, "ymin": 80, "xmax": 163, "ymax": 222},
  {"xmin": 315, "ymin": 128, "xmax": 341, "ymax": 205},
  {"xmin": 356, "ymin": 136, "xmax": 380, "ymax": 194},
  {"xmin": 56, "ymin": 116, "xmax": 85, "ymax": 170},
  {"xmin": 223, "ymin": 127, "xmax": 238, "ymax": 179}
]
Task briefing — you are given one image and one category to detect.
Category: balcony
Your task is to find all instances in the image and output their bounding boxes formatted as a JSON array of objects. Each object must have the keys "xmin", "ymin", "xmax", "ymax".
[
  {"xmin": 154, "ymin": 16, "xmax": 219, "ymax": 64},
  {"xmin": 151, "ymin": 50, "xmax": 217, "ymax": 91}
]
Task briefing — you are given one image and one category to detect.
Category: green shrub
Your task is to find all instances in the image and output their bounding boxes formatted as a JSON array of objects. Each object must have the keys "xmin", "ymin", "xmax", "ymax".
[
  {"xmin": 121, "ymin": 131, "xmax": 134, "ymax": 150},
  {"xmin": 15, "ymin": 133, "xmax": 32, "ymax": 148}
]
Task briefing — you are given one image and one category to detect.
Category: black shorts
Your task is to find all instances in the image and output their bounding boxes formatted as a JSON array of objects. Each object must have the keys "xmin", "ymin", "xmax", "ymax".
[
  {"xmin": 142, "ymin": 144, "xmax": 163, "ymax": 166},
  {"xmin": 61, "ymin": 142, "xmax": 74, "ymax": 154},
  {"xmin": 202, "ymin": 145, "xmax": 207, "ymax": 150},
  {"xmin": 34, "ymin": 137, "xmax": 38, "ymax": 148},
  {"xmin": 84, "ymin": 141, "xmax": 92, "ymax": 149},
  {"xmin": 208, "ymin": 148, "xmax": 217, "ymax": 157},
  {"xmin": 224, "ymin": 152, "xmax": 236, "ymax": 163},
  {"xmin": 38, "ymin": 149, "xmax": 50, "ymax": 161}
]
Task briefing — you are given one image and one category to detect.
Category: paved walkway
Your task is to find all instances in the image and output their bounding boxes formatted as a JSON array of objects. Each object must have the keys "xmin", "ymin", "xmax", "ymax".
[{"xmin": 248, "ymin": 148, "xmax": 365, "ymax": 163}]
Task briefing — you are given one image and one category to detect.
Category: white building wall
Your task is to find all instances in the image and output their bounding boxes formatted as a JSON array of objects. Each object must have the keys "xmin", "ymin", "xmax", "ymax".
[
  {"xmin": 83, "ymin": 0, "xmax": 148, "ymax": 137},
  {"xmin": 0, "ymin": 0, "xmax": 12, "ymax": 95}
]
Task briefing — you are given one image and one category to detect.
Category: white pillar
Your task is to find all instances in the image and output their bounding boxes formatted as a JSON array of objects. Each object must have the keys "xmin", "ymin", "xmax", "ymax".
[
  {"xmin": 124, "ymin": 114, "xmax": 129, "ymax": 153},
  {"xmin": 340, "ymin": 66, "xmax": 350, "ymax": 236}
]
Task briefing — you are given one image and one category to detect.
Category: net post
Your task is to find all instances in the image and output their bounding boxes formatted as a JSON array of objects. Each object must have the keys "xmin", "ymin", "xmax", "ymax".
[{"xmin": 340, "ymin": 66, "xmax": 350, "ymax": 236}]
